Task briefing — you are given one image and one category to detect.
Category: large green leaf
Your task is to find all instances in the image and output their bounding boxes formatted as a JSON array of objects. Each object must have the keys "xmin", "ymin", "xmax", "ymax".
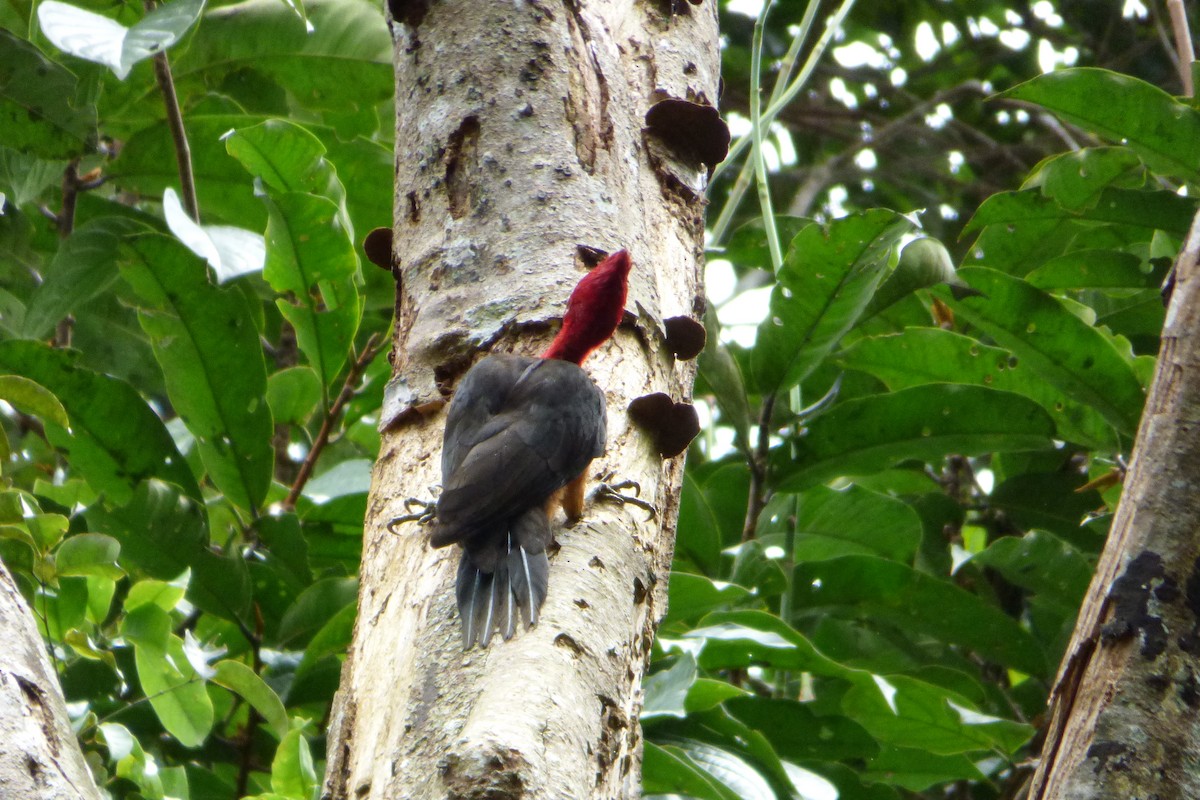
[
  {"xmin": 842, "ymin": 674, "xmax": 1033, "ymax": 755},
  {"xmin": 725, "ymin": 697, "xmax": 879, "ymax": 762},
  {"xmin": 135, "ymin": 633, "xmax": 214, "ymax": 747},
  {"xmin": 943, "ymin": 267, "xmax": 1146, "ymax": 438},
  {"xmin": 120, "ymin": 234, "xmax": 274, "ymax": 510},
  {"xmin": 0, "ymin": 31, "xmax": 96, "ymax": 158},
  {"xmin": 965, "ymin": 187, "xmax": 1197, "ymax": 239},
  {"xmin": 211, "ymin": 660, "xmax": 289, "ymax": 740},
  {"xmin": 643, "ymin": 742, "xmax": 742, "ymax": 800},
  {"xmin": 1025, "ymin": 249, "xmax": 1165, "ymax": 290},
  {"xmin": 0, "ymin": 341, "xmax": 200, "ymax": 504},
  {"xmin": 791, "ymin": 556, "xmax": 1049, "ymax": 676},
  {"xmin": 773, "ymin": 384, "xmax": 1056, "ymax": 492},
  {"xmin": 751, "ymin": 210, "xmax": 914, "ymax": 395},
  {"xmin": 1003, "ymin": 68, "xmax": 1200, "ymax": 184},
  {"xmin": 171, "ymin": 0, "xmax": 392, "ymax": 115},
  {"xmin": 838, "ymin": 327, "xmax": 1119, "ymax": 449},
  {"xmin": 263, "ymin": 192, "xmax": 361, "ymax": 385},
  {"xmin": 783, "ymin": 484, "xmax": 922, "ymax": 563}
]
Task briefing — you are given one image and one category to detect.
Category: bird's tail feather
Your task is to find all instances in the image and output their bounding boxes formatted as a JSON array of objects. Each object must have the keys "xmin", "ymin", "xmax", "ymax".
[{"xmin": 455, "ymin": 533, "xmax": 549, "ymax": 649}]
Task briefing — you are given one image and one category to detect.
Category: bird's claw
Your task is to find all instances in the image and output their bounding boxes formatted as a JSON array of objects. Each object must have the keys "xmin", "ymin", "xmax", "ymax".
[
  {"xmin": 387, "ymin": 496, "xmax": 437, "ymax": 532},
  {"xmin": 593, "ymin": 476, "xmax": 657, "ymax": 520}
]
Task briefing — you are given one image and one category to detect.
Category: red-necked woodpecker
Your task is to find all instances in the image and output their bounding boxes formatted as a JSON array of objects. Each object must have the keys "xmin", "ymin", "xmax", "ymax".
[{"xmin": 429, "ymin": 250, "xmax": 632, "ymax": 648}]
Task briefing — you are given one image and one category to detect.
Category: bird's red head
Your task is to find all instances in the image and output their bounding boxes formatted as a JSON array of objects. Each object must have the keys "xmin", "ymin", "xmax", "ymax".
[{"xmin": 542, "ymin": 249, "xmax": 632, "ymax": 365}]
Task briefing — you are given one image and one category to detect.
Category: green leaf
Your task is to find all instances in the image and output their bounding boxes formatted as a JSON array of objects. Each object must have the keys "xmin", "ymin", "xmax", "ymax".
[
  {"xmin": 664, "ymin": 572, "xmax": 751, "ymax": 628},
  {"xmin": 943, "ymin": 267, "xmax": 1146, "ymax": 437},
  {"xmin": 1026, "ymin": 249, "xmax": 1166, "ymax": 290},
  {"xmin": 120, "ymin": 234, "xmax": 274, "ymax": 510},
  {"xmin": 211, "ymin": 660, "xmax": 289, "ymax": 739},
  {"xmin": 135, "ymin": 633, "xmax": 214, "ymax": 747},
  {"xmin": 789, "ymin": 484, "xmax": 922, "ymax": 563},
  {"xmin": 296, "ymin": 601, "xmax": 355, "ymax": 678},
  {"xmin": 125, "ymin": 578, "xmax": 186, "ymax": 612},
  {"xmin": 263, "ymin": 192, "xmax": 361, "ymax": 385},
  {"xmin": 267, "ymin": 366, "xmax": 323, "ymax": 426},
  {"xmin": 226, "ymin": 119, "xmax": 332, "ymax": 196},
  {"xmin": 792, "ymin": 556, "xmax": 1049, "ymax": 676},
  {"xmin": 965, "ymin": 187, "xmax": 1197, "ymax": 239},
  {"xmin": 0, "ymin": 30, "xmax": 96, "ymax": 158},
  {"xmin": 171, "ymin": 0, "xmax": 392, "ymax": 115},
  {"xmin": 56, "ymin": 533, "xmax": 123, "ymax": 579},
  {"xmin": 23, "ymin": 217, "xmax": 144, "ymax": 338},
  {"xmin": 725, "ymin": 697, "xmax": 879, "ymax": 762},
  {"xmin": 38, "ymin": 0, "xmax": 206, "ymax": 80},
  {"xmin": 1033, "ymin": 147, "xmax": 1146, "ymax": 210},
  {"xmin": 276, "ymin": 577, "xmax": 358, "ymax": 647},
  {"xmin": 864, "ymin": 746, "xmax": 986, "ymax": 791},
  {"xmin": 842, "ymin": 674, "xmax": 1034, "ymax": 755},
  {"xmin": 113, "ymin": 115, "xmax": 269, "ymax": 227},
  {"xmin": 0, "ymin": 375, "xmax": 69, "ymax": 429},
  {"xmin": 774, "ymin": 384, "xmax": 1056, "ymax": 492},
  {"xmin": 687, "ymin": 610, "xmax": 863, "ymax": 681},
  {"xmin": 88, "ymin": 480, "xmax": 250, "ymax": 622},
  {"xmin": 863, "ymin": 236, "xmax": 964, "ymax": 319},
  {"xmin": 0, "ymin": 146, "xmax": 64, "ymax": 208},
  {"xmin": 121, "ymin": 602, "xmax": 171, "ymax": 650},
  {"xmin": 271, "ymin": 728, "xmax": 317, "ymax": 800},
  {"xmin": 752, "ymin": 210, "xmax": 914, "ymax": 394},
  {"xmin": 0, "ymin": 341, "xmax": 201, "ymax": 504},
  {"xmin": 838, "ymin": 327, "xmax": 1119, "ymax": 449},
  {"xmin": 643, "ymin": 742, "xmax": 742, "ymax": 800},
  {"xmin": 675, "ymin": 472, "xmax": 725, "ymax": 575},
  {"xmin": 34, "ymin": 576, "xmax": 87, "ymax": 639},
  {"xmin": 685, "ymin": 679, "xmax": 749, "ymax": 713},
  {"xmin": 643, "ymin": 654, "xmax": 698, "ymax": 720},
  {"xmin": 1002, "ymin": 67, "xmax": 1200, "ymax": 183},
  {"xmin": 970, "ymin": 531, "xmax": 1093, "ymax": 609}
]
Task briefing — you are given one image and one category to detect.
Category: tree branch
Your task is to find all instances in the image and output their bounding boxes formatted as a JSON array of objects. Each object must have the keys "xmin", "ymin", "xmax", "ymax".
[{"xmin": 283, "ymin": 334, "xmax": 384, "ymax": 511}]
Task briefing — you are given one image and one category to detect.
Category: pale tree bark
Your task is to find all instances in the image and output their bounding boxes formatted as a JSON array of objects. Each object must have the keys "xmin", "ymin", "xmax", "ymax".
[
  {"xmin": 1029, "ymin": 212, "xmax": 1200, "ymax": 798},
  {"xmin": 322, "ymin": 2, "xmax": 721, "ymax": 798},
  {"xmin": 0, "ymin": 560, "xmax": 102, "ymax": 799}
]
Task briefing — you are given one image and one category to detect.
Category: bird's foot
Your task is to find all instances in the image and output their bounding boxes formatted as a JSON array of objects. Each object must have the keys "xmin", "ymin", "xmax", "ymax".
[
  {"xmin": 387, "ymin": 494, "xmax": 438, "ymax": 532},
  {"xmin": 591, "ymin": 473, "xmax": 657, "ymax": 520}
]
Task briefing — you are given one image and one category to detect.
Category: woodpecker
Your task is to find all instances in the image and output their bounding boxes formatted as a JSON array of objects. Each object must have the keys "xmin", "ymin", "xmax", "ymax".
[{"xmin": 429, "ymin": 250, "xmax": 632, "ymax": 648}]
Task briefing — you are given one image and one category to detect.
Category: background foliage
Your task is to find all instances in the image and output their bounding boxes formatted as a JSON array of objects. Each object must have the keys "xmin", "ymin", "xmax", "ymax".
[{"xmin": 0, "ymin": 0, "xmax": 1194, "ymax": 798}]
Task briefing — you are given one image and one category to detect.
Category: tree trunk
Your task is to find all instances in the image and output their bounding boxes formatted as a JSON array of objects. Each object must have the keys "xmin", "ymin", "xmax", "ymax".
[
  {"xmin": 0, "ymin": 560, "xmax": 102, "ymax": 800},
  {"xmin": 1028, "ymin": 212, "xmax": 1200, "ymax": 797},
  {"xmin": 322, "ymin": 2, "xmax": 720, "ymax": 798}
]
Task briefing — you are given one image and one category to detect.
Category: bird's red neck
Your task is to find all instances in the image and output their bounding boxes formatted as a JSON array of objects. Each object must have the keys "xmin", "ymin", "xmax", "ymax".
[{"xmin": 542, "ymin": 250, "xmax": 631, "ymax": 365}]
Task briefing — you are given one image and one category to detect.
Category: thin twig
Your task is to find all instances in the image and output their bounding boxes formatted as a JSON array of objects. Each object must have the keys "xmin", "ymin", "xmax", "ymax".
[
  {"xmin": 54, "ymin": 160, "xmax": 82, "ymax": 346},
  {"xmin": 145, "ymin": 2, "xmax": 199, "ymax": 222},
  {"xmin": 1167, "ymin": 0, "xmax": 1195, "ymax": 96},
  {"xmin": 741, "ymin": 393, "xmax": 776, "ymax": 542},
  {"xmin": 283, "ymin": 333, "xmax": 385, "ymax": 510}
]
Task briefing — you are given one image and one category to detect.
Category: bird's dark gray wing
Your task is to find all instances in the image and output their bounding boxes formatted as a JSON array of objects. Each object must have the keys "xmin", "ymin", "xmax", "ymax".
[{"xmin": 431, "ymin": 357, "xmax": 606, "ymax": 548}]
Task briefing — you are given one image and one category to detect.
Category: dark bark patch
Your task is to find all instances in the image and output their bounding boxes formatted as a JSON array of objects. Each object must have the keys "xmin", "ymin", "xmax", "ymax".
[
  {"xmin": 628, "ymin": 393, "xmax": 700, "ymax": 458},
  {"xmin": 362, "ymin": 227, "xmax": 393, "ymax": 271},
  {"xmin": 1101, "ymin": 551, "xmax": 1170, "ymax": 658},
  {"xmin": 645, "ymin": 98, "xmax": 730, "ymax": 170},
  {"xmin": 1087, "ymin": 741, "xmax": 1131, "ymax": 773},
  {"xmin": 1181, "ymin": 668, "xmax": 1200, "ymax": 707},
  {"xmin": 445, "ymin": 116, "xmax": 481, "ymax": 220},
  {"xmin": 554, "ymin": 633, "xmax": 586, "ymax": 658},
  {"xmin": 406, "ymin": 190, "xmax": 420, "ymax": 224},
  {"xmin": 663, "ymin": 315, "xmax": 706, "ymax": 360},
  {"xmin": 442, "ymin": 747, "xmax": 527, "ymax": 799}
]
